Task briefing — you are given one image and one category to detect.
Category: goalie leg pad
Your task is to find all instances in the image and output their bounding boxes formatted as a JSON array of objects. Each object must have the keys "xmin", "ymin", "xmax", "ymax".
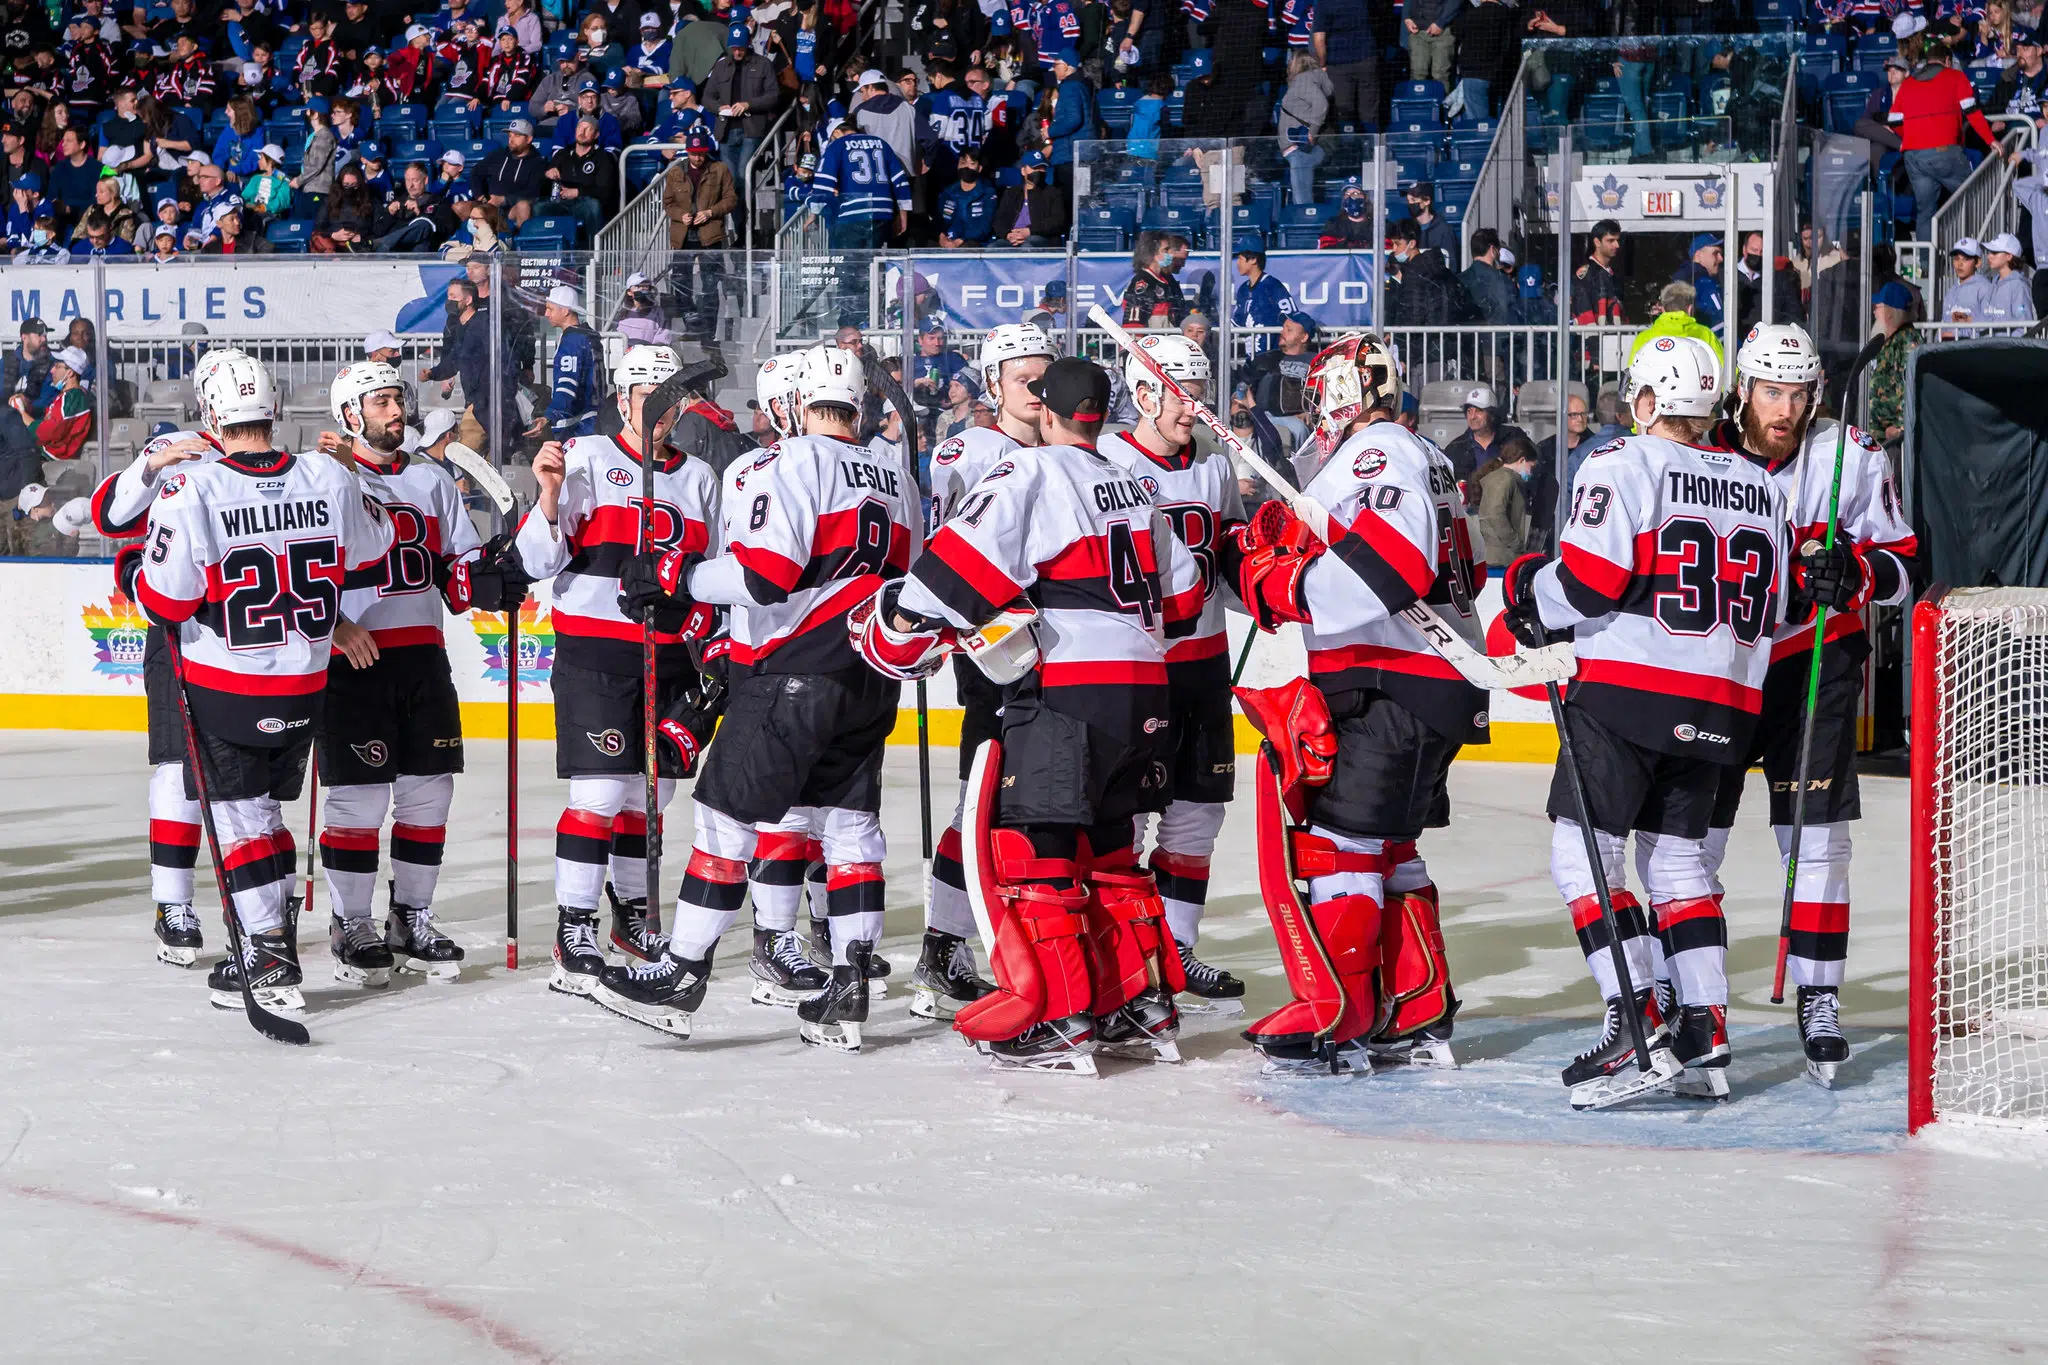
[
  {"xmin": 1081, "ymin": 862, "xmax": 1184, "ymax": 1016},
  {"xmin": 1376, "ymin": 838, "xmax": 1455, "ymax": 1039},
  {"xmin": 952, "ymin": 829, "xmax": 1092, "ymax": 1043}
]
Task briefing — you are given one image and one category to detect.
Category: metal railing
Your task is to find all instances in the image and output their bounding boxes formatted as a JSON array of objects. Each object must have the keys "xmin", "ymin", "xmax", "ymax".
[
  {"xmin": 590, "ymin": 158, "xmax": 681, "ymax": 330},
  {"xmin": 1928, "ymin": 117, "xmax": 2039, "ymax": 315},
  {"xmin": 1464, "ymin": 63, "xmax": 1526, "ymax": 267}
]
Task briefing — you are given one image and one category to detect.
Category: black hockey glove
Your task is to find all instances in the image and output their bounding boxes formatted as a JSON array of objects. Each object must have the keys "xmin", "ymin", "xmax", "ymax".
[
  {"xmin": 656, "ymin": 669, "xmax": 727, "ymax": 778},
  {"xmin": 113, "ymin": 541, "xmax": 144, "ymax": 601},
  {"xmin": 1793, "ymin": 538, "xmax": 1871, "ymax": 616},
  {"xmin": 618, "ymin": 547, "xmax": 707, "ymax": 636},
  {"xmin": 447, "ymin": 534, "xmax": 533, "ymax": 614},
  {"xmin": 1502, "ymin": 552, "xmax": 1570, "ymax": 649}
]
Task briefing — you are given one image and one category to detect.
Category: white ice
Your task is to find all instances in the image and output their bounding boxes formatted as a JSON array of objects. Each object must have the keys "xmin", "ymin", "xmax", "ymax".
[{"xmin": 3, "ymin": 731, "xmax": 2046, "ymax": 1363}]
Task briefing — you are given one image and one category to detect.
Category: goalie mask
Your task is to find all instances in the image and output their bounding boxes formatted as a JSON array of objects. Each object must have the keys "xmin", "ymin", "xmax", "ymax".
[
  {"xmin": 1303, "ymin": 334, "xmax": 1401, "ymax": 452},
  {"xmin": 197, "ymin": 349, "xmax": 276, "ymax": 437}
]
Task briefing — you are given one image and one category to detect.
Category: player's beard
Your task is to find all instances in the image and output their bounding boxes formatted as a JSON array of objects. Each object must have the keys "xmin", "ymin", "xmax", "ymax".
[
  {"xmin": 363, "ymin": 414, "xmax": 406, "ymax": 455},
  {"xmin": 1740, "ymin": 405, "xmax": 1802, "ymax": 464}
]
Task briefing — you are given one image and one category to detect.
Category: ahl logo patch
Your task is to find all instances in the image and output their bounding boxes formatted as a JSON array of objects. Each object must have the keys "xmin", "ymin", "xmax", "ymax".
[
  {"xmin": 1353, "ymin": 448, "xmax": 1389, "ymax": 480},
  {"xmin": 985, "ymin": 461, "xmax": 1015, "ymax": 481},
  {"xmin": 588, "ymin": 727, "xmax": 626, "ymax": 756},
  {"xmin": 934, "ymin": 437, "xmax": 966, "ymax": 466},
  {"xmin": 1591, "ymin": 439, "xmax": 1626, "ymax": 457},
  {"xmin": 256, "ymin": 717, "xmax": 286, "ymax": 734},
  {"xmin": 351, "ymin": 740, "xmax": 390, "ymax": 766},
  {"xmin": 1673, "ymin": 723, "xmax": 1731, "ymax": 745},
  {"xmin": 606, "ymin": 467, "xmax": 635, "ymax": 487}
]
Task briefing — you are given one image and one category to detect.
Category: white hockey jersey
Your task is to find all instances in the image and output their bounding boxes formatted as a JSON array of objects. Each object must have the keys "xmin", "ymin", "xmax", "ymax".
[
  {"xmin": 1532, "ymin": 429, "xmax": 1795, "ymax": 761},
  {"xmin": 900, "ymin": 440, "xmax": 1205, "ymax": 737},
  {"xmin": 927, "ymin": 426, "xmax": 1023, "ymax": 535},
  {"xmin": 514, "ymin": 431, "xmax": 719, "ymax": 675},
  {"xmin": 136, "ymin": 448, "xmax": 394, "ymax": 743},
  {"xmin": 1296, "ymin": 420, "xmax": 1490, "ymax": 743},
  {"xmin": 341, "ymin": 451, "xmax": 484, "ymax": 649},
  {"xmin": 1728, "ymin": 418, "xmax": 1918, "ymax": 665},
  {"xmin": 1097, "ymin": 427, "xmax": 1247, "ymax": 665},
  {"xmin": 89, "ymin": 429, "xmax": 224, "ymax": 539},
  {"xmin": 710, "ymin": 433, "xmax": 919, "ymax": 672}
]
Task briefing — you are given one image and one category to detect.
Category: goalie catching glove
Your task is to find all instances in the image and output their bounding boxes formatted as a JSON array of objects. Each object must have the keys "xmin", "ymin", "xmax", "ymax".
[
  {"xmin": 1234, "ymin": 499, "xmax": 1326, "ymax": 632},
  {"xmin": 1501, "ymin": 553, "xmax": 1570, "ymax": 650},
  {"xmin": 1233, "ymin": 676, "xmax": 1337, "ymax": 794},
  {"xmin": 617, "ymin": 547, "xmax": 716, "ymax": 638},
  {"xmin": 1792, "ymin": 538, "xmax": 1872, "ymax": 615},
  {"xmin": 850, "ymin": 579, "xmax": 954, "ymax": 681},
  {"xmin": 441, "ymin": 533, "xmax": 532, "ymax": 614}
]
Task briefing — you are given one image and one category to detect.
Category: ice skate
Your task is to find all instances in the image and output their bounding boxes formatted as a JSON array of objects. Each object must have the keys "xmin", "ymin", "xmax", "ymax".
[
  {"xmin": 605, "ymin": 882, "xmax": 667, "ymax": 963},
  {"xmin": 1094, "ymin": 986, "xmax": 1183, "ymax": 1063},
  {"xmin": 153, "ymin": 902, "xmax": 202, "ymax": 967},
  {"xmin": 386, "ymin": 898, "xmax": 464, "ymax": 981},
  {"xmin": 549, "ymin": 908, "xmax": 606, "ymax": 997},
  {"xmin": 980, "ymin": 1014, "xmax": 1099, "ymax": 1076},
  {"xmin": 1797, "ymin": 986, "xmax": 1849, "ymax": 1089},
  {"xmin": 749, "ymin": 926, "xmax": 827, "ymax": 1008},
  {"xmin": 797, "ymin": 940, "xmax": 872, "ymax": 1052},
  {"xmin": 1367, "ymin": 1013, "xmax": 1460, "ymax": 1070},
  {"xmin": 590, "ymin": 946, "xmax": 712, "ymax": 1037},
  {"xmin": 908, "ymin": 929, "xmax": 993, "ymax": 1020},
  {"xmin": 1564, "ymin": 991, "xmax": 1681, "ymax": 1111},
  {"xmin": 210, "ymin": 927, "xmax": 304, "ymax": 1012},
  {"xmin": 1248, "ymin": 1033, "xmax": 1373, "ymax": 1079},
  {"xmin": 804, "ymin": 912, "xmax": 832, "ymax": 970},
  {"xmin": 329, "ymin": 913, "xmax": 393, "ymax": 988},
  {"xmin": 1666, "ymin": 1004, "xmax": 1732, "ymax": 1101},
  {"xmin": 1174, "ymin": 938, "xmax": 1246, "ymax": 1017}
]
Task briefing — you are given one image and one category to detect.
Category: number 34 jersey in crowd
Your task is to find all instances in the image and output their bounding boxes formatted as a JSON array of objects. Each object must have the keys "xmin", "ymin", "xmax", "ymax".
[
  {"xmin": 1531, "ymin": 431, "xmax": 1796, "ymax": 763},
  {"xmin": 341, "ymin": 453, "xmax": 483, "ymax": 648},
  {"xmin": 136, "ymin": 448, "xmax": 396, "ymax": 743}
]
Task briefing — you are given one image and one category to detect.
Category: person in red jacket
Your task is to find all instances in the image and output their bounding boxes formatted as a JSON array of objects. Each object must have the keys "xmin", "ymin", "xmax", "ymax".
[
  {"xmin": 1890, "ymin": 29, "xmax": 2001, "ymax": 241},
  {"xmin": 34, "ymin": 348, "xmax": 92, "ymax": 461}
]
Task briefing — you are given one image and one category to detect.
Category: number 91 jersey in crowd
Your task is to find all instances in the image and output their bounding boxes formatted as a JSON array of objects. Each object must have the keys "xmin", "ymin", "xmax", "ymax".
[
  {"xmin": 1096, "ymin": 428, "xmax": 1247, "ymax": 664},
  {"xmin": 135, "ymin": 448, "xmax": 396, "ymax": 743},
  {"xmin": 1296, "ymin": 420, "xmax": 1489, "ymax": 743},
  {"xmin": 340, "ymin": 452, "xmax": 483, "ymax": 648},
  {"xmin": 1537, "ymin": 431, "xmax": 1793, "ymax": 762}
]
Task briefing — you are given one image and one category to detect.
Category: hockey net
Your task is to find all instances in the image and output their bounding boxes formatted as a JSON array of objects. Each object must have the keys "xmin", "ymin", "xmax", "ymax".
[{"xmin": 1911, "ymin": 589, "xmax": 2048, "ymax": 1132}]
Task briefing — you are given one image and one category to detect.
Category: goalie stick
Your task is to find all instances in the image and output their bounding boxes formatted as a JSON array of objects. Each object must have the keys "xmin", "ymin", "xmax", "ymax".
[
  {"xmin": 874, "ymin": 364, "xmax": 936, "ymax": 903},
  {"xmin": 1086, "ymin": 305, "xmax": 1576, "ymax": 693}
]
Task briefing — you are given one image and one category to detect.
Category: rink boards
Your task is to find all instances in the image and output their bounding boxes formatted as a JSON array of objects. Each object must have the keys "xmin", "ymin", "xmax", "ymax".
[{"xmin": 0, "ymin": 558, "xmax": 1560, "ymax": 760}]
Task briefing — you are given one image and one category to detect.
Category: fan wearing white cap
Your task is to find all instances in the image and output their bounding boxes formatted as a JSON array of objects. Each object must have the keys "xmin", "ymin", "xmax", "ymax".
[
  {"xmin": 515, "ymin": 341, "xmax": 723, "ymax": 996},
  {"xmin": 1690, "ymin": 321, "xmax": 1919, "ymax": 1086},
  {"xmin": 535, "ymin": 285, "xmax": 600, "ymax": 439},
  {"xmin": 1096, "ymin": 331, "xmax": 1251, "ymax": 1010},
  {"xmin": 1502, "ymin": 330, "xmax": 1807, "ymax": 1107},
  {"xmin": 1968, "ymin": 232, "xmax": 2037, "ymax": 326}
]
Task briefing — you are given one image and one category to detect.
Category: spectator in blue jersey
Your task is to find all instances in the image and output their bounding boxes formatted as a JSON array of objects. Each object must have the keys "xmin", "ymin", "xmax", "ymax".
[
  {"xmin": 5, "ymin": 174, "xmax": 45, "ymax": 249},
  {"xmin": 552, "ymin": 80, "xmax": 624, "ymax": 152},
  {"xmin": 1232, "ymin": 244, "xmax": 1296, "ymax": 352},
  {"xmin": 628, "ymin": 13, "xmax": 674, "ymax": 95},
  {"xmin": 936, "ymin": 148, "xmax": 998, "ymax": 246},
  {"xmin": 917, "ymin": 63, "xmax": 983, "ymax": 187},
  {"xmin": 1671, "ymin": 232, "xmax": 1726, "ymax": 329},
  {"xmin": 782, "ymin": 151, "xmax": 820, "ymax": 221},
  {"xmin": 647, "ymin": 81, "xmax": 708, "ymax": 152},
  {"xmin": 1044, "ymin": 49, "xmax": 1096, "ymax": 188},
  {"xmin": 814, "ymin": 117, "xmax": 911, "ymax": 248},
  {"xmin": 534, "ymin": 284, "xmax": 600, "ymax": 439},
  {"xmin": 1033, "ymin": 0, "xmax": 1084, "ymax": 59}
]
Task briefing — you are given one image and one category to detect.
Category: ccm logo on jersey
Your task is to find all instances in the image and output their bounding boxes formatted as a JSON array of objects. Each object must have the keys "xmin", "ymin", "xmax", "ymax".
[
  {"xmin": 1673, "ymin": 724, "xmax": 1731, "ymax": 745},
  {"xmin": 606, "ymin": 468, "xmax": 635, "ymax": 487},
  {"xmin": 588, "ymin": 728, "xmax": 626, "ymax": 756},
  {"xmin": 1353, "ymin": 449, "xmax": 1388, "ymax": 479},
  {"xmin": 351, "ymin": 741, "xmax": 390, "ymax": 766},
  {"xmin": 1143, "ymin": 716, "xmax": 1169, "ymax": 733}
]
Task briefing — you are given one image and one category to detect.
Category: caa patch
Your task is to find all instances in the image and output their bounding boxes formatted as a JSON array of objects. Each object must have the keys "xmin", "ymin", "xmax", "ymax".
[
  {"xmin": 606, "ymin": 467, "xmax": 635, "ymax": 487},
  {"xmin": 588, "ymin": 727, "xmax": 626, "ymax": 756},
  {"xmin": 351, "ymin": 740, "xmax": 390, "ymax": 767},
  {"xmin": 1353, "ymin": 448, "xmax": 1389, "ymax": 480},
  {"xmin": 1139, "ymin": 475, "xmax": 1160, "ymax": 497},
  {"xmin": 934, "ymin": 437, "xmax": 967, "ymax": 466},
  {"xmin": 159, "ymin": 473, "xmax": 186, "ymax": 499}
]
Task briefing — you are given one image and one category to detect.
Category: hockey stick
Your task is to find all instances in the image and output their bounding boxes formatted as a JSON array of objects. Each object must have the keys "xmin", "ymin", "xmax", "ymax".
[
  {"xmin": 1086, "ymin": 305, "xmax": 1577, "ymax": 693},
  {"xmin": 439, "ymin": 442, "xmax": 515, "ymax": 518},
  {"xmin": 1770, "ymin": 330, "xmax": 1891, "ymax": 1004},
  {"xmin": 1547, "ymin": 681, "xmax": 1653, "ymax": 1074},
  {"xmin": 164, "ymin": 632, "xmax": 310, "ymax": 1046},
  {"xmin": 1230, "ymin": 623, "xmax": 1258, "ymax": 685},
  {"xmin": 302, "ymin": 752, "xmax": 319, "ymax": 916},
  {"xmin": 876, "ymin": 365, "xmax": 935, "ymax": 903}
]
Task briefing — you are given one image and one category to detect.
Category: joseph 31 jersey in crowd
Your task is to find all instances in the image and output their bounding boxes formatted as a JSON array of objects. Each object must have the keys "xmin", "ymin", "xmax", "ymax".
[
  {"xmin": 1097, "ymin": 428, "xmax": 1247, "ymax": 664},
  {"xmin": 514, "ymin": 432, "xmax": 718, "ymax": 675},
  {"xmin": 1536, "ymin": 430, "xmax": 1795, "ymax": 762},
  {"xmin": 341, "ymin": 452, "xmax": 483, "ymax": 648},
  {"xmin": 721, "ymin": 433, "xmax": 918, "ymax": 672},
  {"xmin": 927, "ymin": 426, "xmax": 1023, "ymax": 534},
  {"xmin": 136, "ymin": 448, "xmax": 395, "ymax": 742},
  {"xmin": 88, "ymin": 430, "xmax": 224, "ymax": 539},
  {"xmin": 1297, "ymin": 421, "xmax": 1489, "ymax": 743}
]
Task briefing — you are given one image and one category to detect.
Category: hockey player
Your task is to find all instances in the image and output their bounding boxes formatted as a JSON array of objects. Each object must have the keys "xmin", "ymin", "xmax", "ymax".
[
  {"xmin": 514, "ymin": 344, "xmax": 722, "ymax": 998},
  {"xmin": 133, "ymin": 352, "xmax": 395, "ymax": 1011},
  {"xmin": 1097, "ymin": 332, "xmax": 1251, "ymax": 1012},
  {"xmin": 1231, "ymin": 334, "xmax": 1483, "ymax": 1074},
  {"xmin": 912, "ymin": 321, "xmax": 1056, "ymax": 1021},
  {"xmin": 317, "ymin": 362, "xmax": 530, "ymax": 986},
  {"xmin": 592, "ymin": 344, "xmax": 919, "ymax": 1052},
  {"xmin": 1501, "ymin": 333, "xmax": 1802, "ymax": 1108},
  {"xmin": 1699, "ymin": 323, "xmax": 1918, "ymax": 1087},
  {"xmin": 856, "ymin": 356, "xmax": 1206, "ymax": 1073},
  {"xmin": 89, "ymin": 377, "xmax": 231, "ymax": 968}
]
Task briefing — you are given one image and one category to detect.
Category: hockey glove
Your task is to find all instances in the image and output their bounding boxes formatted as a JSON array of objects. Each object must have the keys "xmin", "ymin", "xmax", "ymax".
[
  {"xmin": 656, "ymin": 673, "xmax": 726, "ymax": 778},
  {"xmin": 1233, "ymin": 677, "xmax": 1337, "ymax": 793},
  {"xmin": 1793, "ymin": 538, "xmax": 1872, "ymax": 615},
  {"xmin": 850, "ymin": 579, "xmax": 954, "ymax": 681},
  {"xmin": 1234, "ymin": 500, "xmax": 1326, "ymax": 632},
  {"xmin": 112, "ymin": 541, "xmax": 144, "ymax": 601},
  {"xmin": 618, "ymin": 548, "xmax": 712, "ymax": 637},
  {"xmin": 446, "ymin": 534, "xmax": 533, "ymax": 614},
  {"xmin": 1501, "ymin": 552, "xmax": 1570, "ymax": 649}
]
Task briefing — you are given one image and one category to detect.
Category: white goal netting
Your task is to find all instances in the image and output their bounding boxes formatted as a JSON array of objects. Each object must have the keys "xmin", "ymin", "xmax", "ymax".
[{"xmin": 1925, "ymin": 588, "xmax": 2048, "ymax": 1128}]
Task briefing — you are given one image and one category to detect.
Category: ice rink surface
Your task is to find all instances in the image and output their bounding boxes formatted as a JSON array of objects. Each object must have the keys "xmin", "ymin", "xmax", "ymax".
[{"xmin": 5, "ymin": 730, "xmax": 2047, "ymax": 1364}]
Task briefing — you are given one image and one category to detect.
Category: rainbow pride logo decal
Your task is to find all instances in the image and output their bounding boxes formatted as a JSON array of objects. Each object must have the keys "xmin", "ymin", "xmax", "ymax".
[
  {"xmin": 473, "ymin": 599, "xmax": 554, "ymax": 691},
  {"xmin": 81, "ymin": 594, "xmax": 150, "ymax": 681}
]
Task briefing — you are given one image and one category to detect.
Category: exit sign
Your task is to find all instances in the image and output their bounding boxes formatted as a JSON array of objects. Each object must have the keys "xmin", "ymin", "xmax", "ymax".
[{"xmin": 1641, "ymin": 188, "xmax": 1681, "ymax": 217}]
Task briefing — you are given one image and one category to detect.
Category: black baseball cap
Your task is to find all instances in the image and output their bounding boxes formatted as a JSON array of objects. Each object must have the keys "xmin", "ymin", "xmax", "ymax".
[{"xmin": 1028, "ymin": 356, "xmax": 1110, "ymax": 421}]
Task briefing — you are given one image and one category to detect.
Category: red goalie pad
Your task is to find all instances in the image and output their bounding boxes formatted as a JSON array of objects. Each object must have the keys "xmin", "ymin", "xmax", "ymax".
[{"xmin": 1378, "ymin": 883, "xmax": 1455, "ymax": 1038}]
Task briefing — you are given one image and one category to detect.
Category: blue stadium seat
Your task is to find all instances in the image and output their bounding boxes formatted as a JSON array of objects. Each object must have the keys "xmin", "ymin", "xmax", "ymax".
[
  {"xmin": 1227, "ymin": 202, "xmax": 1274, "ymax": 236},
  {"xmin": 1097, "ymin": 87, "xmax": 1138, "ymax": 133},
  {"xmin": 1439, "ymin": 156, "xmax": 1483, "ymax": 181},
  {"xmin": 1396, "ymin": 79, "xmax": 1447, "ymax": 105},
  {"xmin": 544, "ymin": 32, "xmax": 579, "ymax": 63},
  {"xmin": 379, "ymin": 109, "xmax": 427, "ymax": 142},
  {"xmin": 1164, "ymin": 91, "xmax": 1185, "ymax": 130},
  {"xmin": 1141, "ymin": 204, "xmax": 1204, "ymax": 246},
  {"xmin": 1393, "ymin": 118, "xmax": 1446, "ymax": 137},
  {"xmin": 266, "ymin": 220, "xmax": 310, "ymax": 252},
  {"xmin": 521, "ymin": 214, "xmax": 578, "ymax": 246},
  {"xmin": 1391, "ymin": 98, "xmax": 1441, "ymax": 125},
  {"xmin": 1159, "ymin": 179, "xmax": 1206, "ymax": 210},
  {"xmin": 1075, "ymin": 205, "xmax": 1136, "ymax": 251},
  {"xmin": 1823, "ymin": 89, "xmax": 1867, "ymax": 135},
  {"xmin": 1278, "ymin": 202, "xmax": 1331, "ymax": 249},
  {"xmin": 1385, "ymin": 133, "xmax": 1438, "ymax": 163},
  {"xmin": 1803, "ymin": 32, "xmax": 1847, "ymax": 67},
  {"xmin": 1435, "ymin": 178, "xmax": 1475, "ymax": 210},
  {"xmin": 1750, "ymin": 0, "xmax": 1796, "ymax": 24},
  {"xmin": 1450, "ymin": 116, "xmax": 1495, "ymax": 137},
  {"xmin": 1579, "ymin": 94, "xmax": 1627, "ymax": 151},
  {"xmin": 1394, "ymin": 154, "xmax": 1435, "ymax": 185},
  {"xmin": 1439, "ymin": 199, "xmax": 1464, "ymax": 229},
  {"xmin": 1853, "ymin": 33, "xmax": 1898, "ymax": 71},
  {"xmin": 458, "ymin": 139, "xmax": 491, "ymax": 165},
  {"xmin": 1100, "ymin": 182, "xmax": 1147, "ymax": 217},
  {"xmin": 1249, "ymin": 180, "xmax": 1284, "ymax": 218},
  {"xmin": 432, "ymin": 107, "xmax": 480, "ymax": 142},
  {"xmin": 388, "ymin": 140, "xmax": 440, "ymax": 168},
  {"xmin": 1447, "ymin": 131, "xmax": 1495, "ymax": 160}
]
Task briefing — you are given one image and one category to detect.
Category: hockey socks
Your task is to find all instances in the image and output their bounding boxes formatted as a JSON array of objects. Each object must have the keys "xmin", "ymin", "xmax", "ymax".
[
  {"xmin": 749, "ymin": 823, "xmax": 812, "ymax": 933},
  {"xmin": 927, "ymin": 822, "xmax": 979, "ymax": 940},
  {"xmin": 1778, "ymin": 822, "xmax": 1852, "ymax": 990},
  {"xmin": 148, "ymin": 762, "xmax": 201, "ymax": 907},
  {"xmin": 824, "ymin": 862, "xmax": 885, "ymax": 966}
]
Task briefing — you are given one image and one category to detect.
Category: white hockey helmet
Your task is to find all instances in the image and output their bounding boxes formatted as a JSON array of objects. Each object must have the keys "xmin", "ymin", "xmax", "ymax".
[
  {"xmin": 330, "ymin": 360, "xmax": 406, "ymax": 435},
  {"xmin": 1125, "ymin": 332, "xmax": 1211, "ymax": 415},
  {"xmin": 798, "ymin": 342, "xmax": 865, "ymax": 412},
  {"xmin": 977, "ymin": 322, "xmax": 1056, "ymax": 394},
  {"xmin": 756, "ymin": 353, "xmax": 803, "ymax": 438},
  {"xmin": 613, "ymin": 343, "xmax": 681, "ymax": 393},
  {"xmin": 1627, "ymin": 333, "xmax": 1724, "ymax": 419},
  {"xmin": 196, "ymin": 349, "xmax": 276, "ymax": 435},
  {"xmin": 1734, "ymin": 322, "xmax": 1822, "ymax": 387}
]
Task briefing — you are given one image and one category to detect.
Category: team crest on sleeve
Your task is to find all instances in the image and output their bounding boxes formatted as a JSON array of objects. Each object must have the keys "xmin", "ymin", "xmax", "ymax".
[
  {"xmin": 350, "ymin": 740, "xmax": 390, "ymax": 767},
  {"xmin": 1590, "ymin": 439, "xmax": 1626, "ymax": 457},
  {"xmin": 985, "ymin": 461, "xmax": 1015, "ymax": 480},
  {"xmin": 606, "ymin": 467, "xmax": 635, "ymax": 487},
  {"xmin": 934, "ymin": 437, "xmax": 966, "ymax": 466},
  {"xmin": 1853, "ymin": 428, "xmax": 1882, "ymax": 453},
  {"xmin": 588, "ymin": 728, "xmax": 626, "ymax": 756},
  {"xmin": 159, "ymin": 474, "xmax": 186, "ymax": 499},
  {"xmin": 1353, "ymin": 448, "xmax": 1389, "ymax": 480}
]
